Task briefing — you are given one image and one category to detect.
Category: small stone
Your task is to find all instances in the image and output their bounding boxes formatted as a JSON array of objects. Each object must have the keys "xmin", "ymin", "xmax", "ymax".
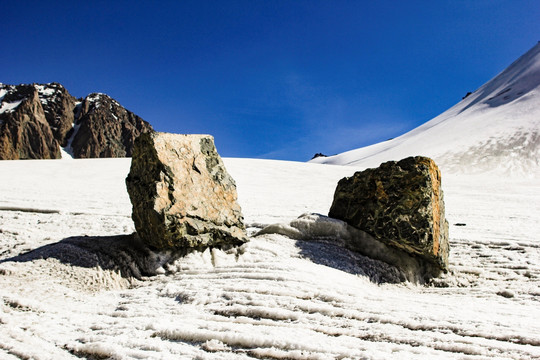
[
  {"xmin": 497, "ymin": 290, "xmax": 515, "ymax": 298},
  {"xmin": 329, "ymin": 156, "xmax": 449, "ymax": 277},
  {"xmin": 125, "ymin": 132, "xmax": 248, "ymax": 250}
]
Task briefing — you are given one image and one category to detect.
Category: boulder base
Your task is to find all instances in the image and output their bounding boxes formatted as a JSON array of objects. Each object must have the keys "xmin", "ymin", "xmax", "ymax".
[
  {"xmin": 125, "ymin": 132, "xmax": 248, "ymax": 250},
  {"xmin": 329, "ymin": 156, "xmax": 449, "ymax": 275}
]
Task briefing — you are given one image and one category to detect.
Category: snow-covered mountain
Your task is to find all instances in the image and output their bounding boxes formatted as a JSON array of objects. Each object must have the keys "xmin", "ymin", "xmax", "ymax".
[{"xmin": 311, "ymin": 43, "xmax": 540, "ymax": 177}]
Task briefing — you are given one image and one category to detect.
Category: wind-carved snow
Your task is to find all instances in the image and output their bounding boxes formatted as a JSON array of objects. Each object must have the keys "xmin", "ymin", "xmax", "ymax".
[
  {"xmin": 0, "ymin": 158, "xmax": 539, "ymax": 359},
  {"xmin": 311, "ymin": 43, "xmax": 540, "ymax": 177}
]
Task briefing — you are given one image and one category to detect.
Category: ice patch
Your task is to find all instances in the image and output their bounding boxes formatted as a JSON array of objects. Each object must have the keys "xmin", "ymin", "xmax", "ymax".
[
  {"xmin": 0, "ymin": 87, "xmax": 8, "ymax": 101},
  {"xmin": 34, "ymin": 84, "xmax": 55, "ymax": 97},
  {"xmin": 0, "ymin": 99, "xmax": 23, "ymax": 114}
]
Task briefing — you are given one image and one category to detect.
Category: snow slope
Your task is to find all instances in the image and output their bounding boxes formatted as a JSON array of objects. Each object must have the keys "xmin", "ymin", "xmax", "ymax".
[
  {"xmin": 1, "ymin": 158, "xmax": 539, "ymax": 359},
  {"xmin": 311, "ymin": 43, "xmax": 540, "ymax": 177}
]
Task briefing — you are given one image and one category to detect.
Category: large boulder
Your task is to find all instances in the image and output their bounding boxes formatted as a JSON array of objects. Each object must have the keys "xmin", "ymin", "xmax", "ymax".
[
  {"xmin": 328, "ymin": 156, "xmax": 449, "ymax": 276},
  {"xmin": 125, "ymin": 132, "xmax": 248, "ymax": 250}
]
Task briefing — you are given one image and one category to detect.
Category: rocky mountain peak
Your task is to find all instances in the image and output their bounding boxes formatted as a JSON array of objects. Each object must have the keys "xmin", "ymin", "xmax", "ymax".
[
  {"xmin": 70, "ymin": 92, "xmax": 153, "ymax": 158},
  {"xmin": 33, "ymin": 83, "xmax": 78, "ymax": 146},
  {"xmin": 0, "ymin": 85, "xmax": 59, "ymax": 159},
  {"xmin": 0, "ymin": 83, "xmax": 153, "ymax": 159}
]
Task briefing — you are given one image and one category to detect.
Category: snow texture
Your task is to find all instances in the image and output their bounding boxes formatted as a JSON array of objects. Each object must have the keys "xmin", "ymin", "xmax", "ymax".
[{"xmin": 1, "ymin": 158, "xmax": 539, "ymax": 359}]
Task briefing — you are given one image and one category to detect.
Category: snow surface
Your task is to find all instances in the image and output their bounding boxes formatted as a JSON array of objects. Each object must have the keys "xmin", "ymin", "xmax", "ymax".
[
  {"xmin": 1, "ymin": 158, "xmax": 539, "ymax": 359},
  {"xmin": 311, "ymin": 43, "xmax": 540, "ymax": 177}
]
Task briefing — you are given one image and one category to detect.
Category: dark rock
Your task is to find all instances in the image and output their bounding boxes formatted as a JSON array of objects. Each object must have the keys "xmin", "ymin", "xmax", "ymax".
[
  {"xmin": 328, "ymin": 156, "xmax": 449, "ymax": 277},
  {"xmin": 311, "ymin": 153, "xmax": 328, "ymax": 159},
  {"xmin": 125, "ymin": 132, "xmax": 248, "ymax": 250},
  {"xmin": 35, "ymin": 83, "xmax": 78, "ymax": 146},
  {"xmin": 71, "ymin": 93, "xmax": 153, "ymax": 158},
  {"xmin": 0, "ymin": 85, "xmax": 60, "ymax": 159},
  {"xmin": 0, "ymin": 83, "xmax": 153, "ymax": 159}
]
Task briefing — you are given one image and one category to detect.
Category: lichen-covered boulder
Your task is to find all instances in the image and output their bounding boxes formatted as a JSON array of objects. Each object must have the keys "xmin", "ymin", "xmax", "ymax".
[
  {"xmin": 328, "ymin": 156, "xmax": 449, "ymax": 275},
  {"xmin": 125, "ymin": 132, "xmax": 248, "ymax": 250}
]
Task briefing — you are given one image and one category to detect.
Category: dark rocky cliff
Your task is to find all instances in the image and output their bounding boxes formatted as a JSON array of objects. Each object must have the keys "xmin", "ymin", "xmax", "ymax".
[
  {"xmin": 0, "ymin": 83, "xmax": 153, "ymax": 159},
  {"xmin": 70, "ymin": 93, "xmax": 152, "ymax": 158},
  {"xmin": 0, "ymin": 85, "xmax": 60, "ymax": 159}
]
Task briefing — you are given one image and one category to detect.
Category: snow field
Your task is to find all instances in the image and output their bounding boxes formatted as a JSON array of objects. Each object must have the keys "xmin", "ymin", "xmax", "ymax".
[
  {"xmin": 0, "ymin": 158, "xmax": 539, "ymax": 359},
  {"xmin": 311, "ymin": 44, "xmax": 540, "ymax": 178}
]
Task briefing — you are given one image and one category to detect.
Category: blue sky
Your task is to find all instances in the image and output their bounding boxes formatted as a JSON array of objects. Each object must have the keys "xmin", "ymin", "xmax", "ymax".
[{"xmin": 2, "ymin": 1, "xmax": 539, "ymax": 160}]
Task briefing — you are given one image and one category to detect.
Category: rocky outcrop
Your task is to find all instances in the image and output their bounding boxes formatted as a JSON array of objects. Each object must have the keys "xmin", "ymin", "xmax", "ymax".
[
  {"xmin": 311, "ymin": 153, "xmax": 328, "ymax": 160},
  {"xmin": 0, "ymin": 83, "xmax": 153, "ymax": 159},
  {"xmin": 0, "ymin": 85, "xmax": 60, "ymax": 159},
  {"xmin": 35, "ymin": 83, "xmax": 78, "ymax": 146},
  {"xmin": 70, "ymin": 93, "xmax": 153, "ymax": 158},
  {"xmin": 125, "ymin": 132, "xmax": 248, "ymax": 250},
  {"xmin": 328, "ymin": 156, "xmax": 449, "ymax": 277}
]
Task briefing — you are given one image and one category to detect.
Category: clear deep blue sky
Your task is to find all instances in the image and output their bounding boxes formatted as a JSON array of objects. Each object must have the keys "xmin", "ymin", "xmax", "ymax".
[{"xmin": 2, "ymin": 1, "xmax": 539, "ymax": 160}]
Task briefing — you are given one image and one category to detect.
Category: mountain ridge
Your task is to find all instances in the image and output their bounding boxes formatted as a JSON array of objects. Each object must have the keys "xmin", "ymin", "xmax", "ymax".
[
  {"xmin": 311, "ymin": 43, "xmax": 540, "ymax": 177},
  {"xmin": 0, "ymin": 83, "xmax": 153, "ymax": 160}
]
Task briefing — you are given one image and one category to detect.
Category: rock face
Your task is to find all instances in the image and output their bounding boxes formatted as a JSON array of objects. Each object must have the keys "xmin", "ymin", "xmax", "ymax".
[
  {"xmin": 70, "ymin": 93, "xmax": 152, "ymax": 158},
  {"xmin": 35, "ymin": 83, "xmax": 78, "ymax": 146},
  {"xmin": 0, "ymin": 85, "xmax": 60, "ymax": 159},
  {"xmin": 125, "ymin": 132, "xmax": 248, "ymax": 250},
  {"xmin": 328, "ymin": 156, "xmax": 449, "ymax": 275},
  {"xmin": 0, "ymin": 83, "xmax": 153, "ymax": 159}
]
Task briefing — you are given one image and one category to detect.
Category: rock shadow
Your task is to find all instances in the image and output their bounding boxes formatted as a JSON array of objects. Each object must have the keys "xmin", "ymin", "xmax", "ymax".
[
  {"xmin": 256, "ymin": 213, "xmax": 431, "ymax": 284},
  {"xmin": 295, "ymin": 238, "xmax": 408, "ymax": 284},
  {"xmin": 0, "ymin": 234, "xmax": 178, "ymax": 279}
]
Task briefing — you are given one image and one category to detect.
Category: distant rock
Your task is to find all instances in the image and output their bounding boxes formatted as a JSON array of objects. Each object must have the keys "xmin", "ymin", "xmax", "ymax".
[
  {"xmin": 0, "ymin": 85, "xmax": 60, "ymax": 159},
  {"xmin": 70, "ymin": 93, "xmax": 153, "ymax": 158},
  {"xmin": 329, "ymin": 156, "xmax": 449, "ymax": 277},
  {"xmin": 311, "ymin": 153, "xmax": 328, "ymax": 160},
  {"xmin": 0, "ymin": 83, "xmax": 153, "ymax": 159},
  {"xmin": 125, "ymin": 132, "xmax": 248, "ymax": 250},
  {"xmin": 35, "ymin": 83, "xmax": 78, "ymax": 146}
]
